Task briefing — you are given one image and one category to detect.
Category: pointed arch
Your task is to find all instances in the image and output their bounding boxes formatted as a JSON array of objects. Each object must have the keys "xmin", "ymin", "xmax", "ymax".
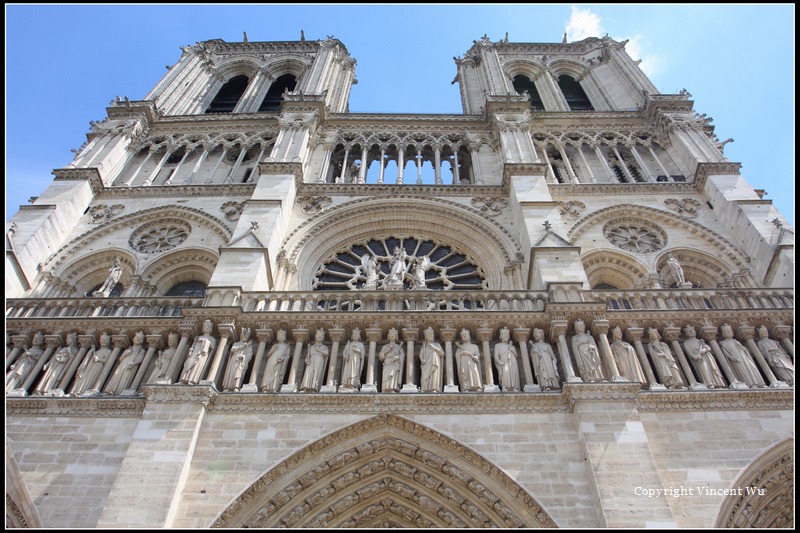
[
  {"xmin": 714, "ymin": 438, "xmax": 793, "ymax": 528},
  {"xmin": 582, "ymin": 249, "xmax": 651, "ymax": 290},
  {"xmin": 211, "ymin": 414, "xmax": 557, "ymax": 528}
]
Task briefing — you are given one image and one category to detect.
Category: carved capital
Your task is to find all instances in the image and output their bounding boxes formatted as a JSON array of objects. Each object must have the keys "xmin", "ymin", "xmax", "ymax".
[
  {"xmin": 146, "ymin": 334, "xmax": 164, "ymax": 350},
  {"xmin": 476, "ymin": 328, "xmax": 494, "ymax": 343},
  {"xmin": 550, "ymin": 320, "xmax": 568, "ymax": 342},
  {"xmin": 512, "ymin": 328, "xmax": 530, "ymax": 344},
  {"xmin": 591, "ymin": 319, "xmax": 610, "ymax": 337},
  {"xmin": 11, "ymin": 336, "xmax": 30, "ymax": 351},
  {"xmin": 662, "ymin": 327, "xmax": 682, "ymax": 343},
  {"xmin": 365, "ymin": 328, "xmax": 383, "ymax": 344},
  {"xmin": 770, "ymin": 325, "xmax": 793, "ymax": 341},
  {"xmin": 401, "ymin": 328, "xmax": 419, "ymax": 342},
  {"xmin": 439, "ymin": 328, "xmax": 457, "ymax": 343},
  {"xmin": 111, "ymin": 334, "xmax": 130, "ymax": 350},
  {"xmin": 736, "ymin": 325, "xmax": 756, "ymax": 342},
  {"xmin": 328, "ymin": 328, "xmax": 346, "ymax": 343},
  {"xmin": 292, "ymin": 329, "xmax": 309, "ymax": 344},
  {"xmin": 78, "ymin": 335, "xmax": 97, "ymax": 349},
  {"xmin": 255, "ymin": 328, "xmax": 273, "ymax": 344},
  {"xmin": 626, "ymin": 327, "xmax": 644, "ymax": 344},
  {"xmin": 44, "ymin": 335, "xmax": 63, "ymax": 349},
  {"xmin": 700, "ymin": 326, "xmax": 719, "ymax": 343}
]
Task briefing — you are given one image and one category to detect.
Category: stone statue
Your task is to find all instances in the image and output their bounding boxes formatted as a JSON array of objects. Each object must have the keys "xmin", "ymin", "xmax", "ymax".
[
  {"xmin": 378, "ymin": 328, "xmax": 404, "ymax": 392},
  {"xmin": 610, "ymin": 326, "xmax": 645, "ymax": 383},
  {"xmin": 718, "ymin": 324, "xmax": 765, "ymax": 387},
  {"xmin": 682, "ymin": 325, "xmax": 725, "ymax": 388},
  {"xmin": 223, "ymin": 328, "xmax": 254, "ymax": 392},
  {"xmin": 261, "ymin": 329, "xmax": 291, "ymax": 392},
  {"xmin": 419, "ymin": 327, "xmax": 444, "ymax": 393},
  {"xmin": 148, "ymin": 332, "xmax": 179, "ymax": 384},
  {"xmin": 38, "ymin": 332, "xmax": 78, "ymax": 394},
  {"xmin": 105, "ymin": 331, "xmax": 145, "ymax": 395},
  {"xmin": 665, "ymin": 252, "xmax": 691, "ymax": 288},
  {"xmin": 6, "ymin": 332, "xmax": 44, "ymax": 392},
  {"xmin": 340, "ymin": 328, "xmax": 365, "ymax": 389},
  {"xmin": 571, "ymin": 319, "xmax": 604, "ymax": 382},
  {"xmin": 494, "ymin": 327, "xmax": 520, "ymax": 392},
  {"xmin": 411, "ymin": 256, "xmax": 431, "ymax": 290},
  {"xmin": 361, "ymin": 255, "xmax": 380, "ymax": 291},
  {"xmin": 529, "ymin": 328, "xmax": 559, "ymax": 390},
  {"xmin": 647, "ymin": 328, "xmax": 684, "ymax": 389},
  {"xmin": 180, "ymin": 320, "xmax": 217, "ymax": 385},
  {"xmin": 455, "ymin": 329, "xmax": 482, "ymax": 391},
  {"xmin": 73, "ymin": 333, "xmax": 112, "ymax": 395},
  {"xmin": 756, "ymin": 325, "xmax": 793, "ymax": 385},
  {"xmin": 93, "ymin": 258, "xmax": 124, "ymax": 297},
  {"xmin": 383, "ymin": 247, "xmax": 407, "ymax": 290},
  {"xmin": 300, "ymin": 328, "xmax": 328, "ymax": 392}
]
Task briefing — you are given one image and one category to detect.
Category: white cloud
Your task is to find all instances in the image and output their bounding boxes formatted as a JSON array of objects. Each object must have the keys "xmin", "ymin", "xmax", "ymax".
[
  {"xmin": 621, "ymin": 35, "xmax": 659, "ymax": 78},
  {"xmin": 566, "ymin": 6, "xmax": 603, "ymax": 41}
]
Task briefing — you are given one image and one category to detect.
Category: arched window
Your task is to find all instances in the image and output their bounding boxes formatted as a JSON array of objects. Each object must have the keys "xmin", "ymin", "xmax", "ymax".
[
  {"xmin": 85, "ymin": 282, "xmax": 123, "ymax": 298},
  {"xmin": 205, "ymin": 75, "xmax": 249, "ymax": 114},
  {"xmin": 557, "ymin": 74, "xmax": 593, "ymax": 110},
  {"xmin": 512, "ymin": 74, "xmax": 544, "ymax": 110},
  {"xmin": 166, "ymin": 280, "xmax": 207, "ymax": 297},
  {"xmin": 259, "ymin": 74, "xmax": 297, "ymax": 112}
]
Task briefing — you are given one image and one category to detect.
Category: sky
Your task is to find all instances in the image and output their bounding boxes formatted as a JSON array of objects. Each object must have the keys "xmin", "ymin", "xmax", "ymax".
[{"xmin": 5, "ymin": 4, "xmax": 795, "ymax": 225}]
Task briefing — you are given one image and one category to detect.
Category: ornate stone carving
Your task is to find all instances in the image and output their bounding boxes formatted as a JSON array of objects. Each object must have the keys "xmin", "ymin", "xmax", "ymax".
[
  {"xmin": 129, "ymin": 220, "xmax": 191, "ymax": 254},
  {"xmin": 296, "ymin": 195, "xmax": 332, "ymax": 215},
  {"xmin": 664, "ymin": 197, "xmax": 701, "ymax": 218},
  {"xmin": 219, "ymin": 200, "xmax": 245, "ymax": 221},
  {"xmin": 89, "ymin": 204, "xmax": 125, "ymax": 223},
  {"xmin": 470, "ymin": 197, "xmax": 508, "ymax": 215},
  {"xmin": 557, "ymin": 200, "xmax": 586, "ymax": 218},
  {"xmin": 603, "ymin": 220, "xmax": 666, "ymax": 253}
]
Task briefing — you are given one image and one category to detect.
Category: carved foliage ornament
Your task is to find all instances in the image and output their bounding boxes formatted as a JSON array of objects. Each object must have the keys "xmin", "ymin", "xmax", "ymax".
[
  {"xmin": 557, "ymin": 200, "xmax": 586, "ymax": 219},
  {"xmin": 129, "ymin": 221, "xmax": 191, "ymax": 254},
  {"xmin": 664, "ymin": 198, "xmax": 702, "ymax": 218},
  {"xmin": 89, "ymin": 204, "xmax": 125, "ymax": 224},
  {"xmin": 470, "ymin": 197, "xmax": 508, "ymax": 216},
  {"xmin": 220, "ymin": 201, "xmax": 245, "ymax": 221},
  {"xmin": 297, "ymin": 195, "xmax": 332, "ymax": 215},
  {"xmin": 603, "ymin": 220, "xmax": 666, "ymax": 253}
]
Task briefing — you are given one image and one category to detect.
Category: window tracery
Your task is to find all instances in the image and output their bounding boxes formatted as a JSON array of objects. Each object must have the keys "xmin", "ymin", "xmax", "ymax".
[
  {"xmin": 603, "ymin": 221, "xmax": 666, "ymax": 253},
  {"xmin": 312, "ymin": 236, "xmax": 486, "ymax": 291},
  {"xmin": 129, "ymin": 221, "xmax": 191, "ymax": 254}
]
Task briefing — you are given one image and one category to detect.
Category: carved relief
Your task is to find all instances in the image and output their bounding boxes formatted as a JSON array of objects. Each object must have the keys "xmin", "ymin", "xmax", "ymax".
[
  {"xmin": 89, "ymin": 204, "xmax": 125, "ymax": 223},
  {"xmin": 129, "ymin": 221, "xmax": 191, "ymax": 254},
  {"xmin": 603, "ymin": 220, "xmax": 666, "ymax": 253},
  {"xmin": 470, "ymin": 197, "xmax": 508, "ymax": 215},
  {"xmin": 219, "ymin": 200, "xmax": 245, "ymax": 221},
  {"xmin": 664, "ymin": 198, "xmax": 701, "ymax": 218},
  {"xmin": 557, "ymin": 200, "xmax": 586, "ymax": 219},
  {"xmin": 296, "ymin": 195, "xmax": 332, "ymax": 215}
]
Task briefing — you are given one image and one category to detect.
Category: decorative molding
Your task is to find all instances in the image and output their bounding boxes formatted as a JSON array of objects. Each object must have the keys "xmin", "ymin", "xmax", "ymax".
[{"xmin": 6, "ymin": 397, "xmax": 145, "ymax": 417}]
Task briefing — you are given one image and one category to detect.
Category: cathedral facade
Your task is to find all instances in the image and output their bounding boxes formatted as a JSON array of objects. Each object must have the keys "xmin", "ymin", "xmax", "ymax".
[{"xmin": 5, "ymin": 35, "xmax": 794, "ymax": 528}]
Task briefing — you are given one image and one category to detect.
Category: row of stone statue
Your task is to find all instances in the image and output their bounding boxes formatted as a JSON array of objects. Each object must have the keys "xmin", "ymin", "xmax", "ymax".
[{"xmin": 5, "ymin": 319, "xmax": 794, "ymax": 397}]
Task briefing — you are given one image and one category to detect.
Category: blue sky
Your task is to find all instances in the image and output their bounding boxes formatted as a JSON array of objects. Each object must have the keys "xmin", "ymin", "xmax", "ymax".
[{"xmin": 5, "ymin": 4, "xmax": 795, "ymax": 225}]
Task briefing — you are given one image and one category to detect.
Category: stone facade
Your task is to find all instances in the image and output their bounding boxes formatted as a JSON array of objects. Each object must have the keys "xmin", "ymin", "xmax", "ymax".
[{"xmin": 6, "ymin": 35, "xmax": 794, "ymax": 528}]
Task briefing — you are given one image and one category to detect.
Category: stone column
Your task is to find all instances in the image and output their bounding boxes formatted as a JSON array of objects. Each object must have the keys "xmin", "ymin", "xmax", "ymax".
[
  {"xmin": 91, "ymin": 335, "xmax": 128, "ymax": 394},
  {"xmin": 626, "ymin": 142, "xmax": 655, "ymax": 181},
  {"xmin": 241, "ymin": 328, "xmax": 271, "ymax": 393},
  {"xmin": 281, "ymin": 328, "xmax": 308, "ymax": 393},
  {"xmin": 143, "ymin": 149, "xmax": 170, "ymax": 186},
  {"xmin": 739, "ymin": 326, "xmax": 784, "ymax": 387},
  {"xmin": 513, "ymin": 328, "xmax": 538, "ymax": 392},
  {"xmin": 646, "ymin": 145, "xmax": 672, "ymax": 180},
  {"xmin": 592, "ymin": 320, "xmax": 623, "ymax": 381},
  {"xmin": 183, "ymin": 147, "xmax": 210, "ymax": 185},
  {"xmin": 626, "ymin": 327, "xmax": 660, "ymax": 389},
  {"xmin": 440, "ymin": 328, "xmax": 459, "ymax": 393},
  {"xmin": 477, "ymin": 328, "xmax": 499, "ymax": 392},
  {"xmin": 576, "ymin": 144, "xmax": 597, "ymax": 183},
  {"xmin": 163, "ymin": 148, "xmax": 190, "ymax": 185},
  {"xmin": 452, "ymin": 151, "xmax": 460, "ymax": 184},
  {"xmin": 202, "ymin": 323, "xmax": 235, "ymax": 388},
  {"xmin": 433, "ymin": 145, "xmax": 442, "ymax": 184},
  {"xmin": 5, "ymin": 336, "xmax": 27, "ymax": 371},
  {"xmin": 206, "ymin": 148, "xmax": 227, "ymax": 184},
  {"xmin": 224, "ymin": 147, "xmax": 247, "ymax": 184},
  {"xmin": 55, "ymin": 335, "xmax": 94, "ymax": 394},
  {"xmin": 663, "ymin": 326, "xmax": 700, "ymax": 389},
  {"xmin": 401, "ymin": 327, "xmax": 419, "ymax": 393},
  {"xmin": 321, "ymin": 328, "xmax": 345, "ymax": 393},
  {"xmin": 358, "ymin": 146, "xmax": 368, "ymax": 183},
  {"xmin": 396, "ymin": 147, "xmax": 404, "ymax": 184},
  {"xmin": 125, "ymin": 335, "xmax": 163, "ymax": 394},
  {"xmin": 124, "ymin": 148, "xmax": 154, "ymax": 186},
  {"xmin": 362, "ymin": 328, "xmax": 382, "ymax": 393},
  {"xmin": 20, "ymin": 337, "xmax": 60, "ymax": 394},
  {"xmin": 771, "ymin": 325, "xmax": 794, "ymax": 359},
  {"xmin": 701, "ymin": 326, "xmax": 746, "ymax": 389},
  {"xmin": 551, "ymin": 320, "xmax": 580, "ymax": 382},
  {"xmin": 166, "ymin": 323, "xmax": 196, "ymax": 385},
  {"xmin": 378, "ymin": 148, "xmax": 386, "ymax": 183},
  {"xmin": 337, "ymin": 146, "xmax": 350, "ymax": 183}
]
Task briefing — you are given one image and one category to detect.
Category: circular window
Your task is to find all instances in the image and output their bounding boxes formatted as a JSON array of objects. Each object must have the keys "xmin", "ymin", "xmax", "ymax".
[
  {"xmin": 603, "ymin": 221, "xmax": 666, "ymax": 253},
  {"xmin": 129, "ymin": 221, "xmax": 191, "ymax": 254},
  {"xmin": 313, "ymin": 236, "xmax": 486, "ymax": 291}
]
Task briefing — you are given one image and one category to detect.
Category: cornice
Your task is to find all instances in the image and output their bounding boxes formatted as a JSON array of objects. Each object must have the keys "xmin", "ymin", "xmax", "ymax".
[
  {"xmin": 636, "ymin": 389, "xmax": 794, "ymax": 411},
  {"xmin": 548, "ymin": 181, "xmax": 697, "ymax": 197},
  {"xmin": 97, "ymin": 183, "xmax": 255, "ymax": 200},
  {"xmin": 693, "ymin": 161, "xmax": 743, "ymax": 192},
  {"xmin": 6, "ymin": 397, "xmax": 145, "ymax": 417},
  {"xmin": 296, "ymin": 181, "xmax": 507, "ymax": 198}
]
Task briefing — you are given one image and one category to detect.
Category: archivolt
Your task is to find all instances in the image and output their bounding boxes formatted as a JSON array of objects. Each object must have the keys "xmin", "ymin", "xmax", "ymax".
[
  {"xmin": 568, "ymin": 204, "xmax": 750, "ymax": 268},
  {"xmin": 211, "ymin": 414, "xmax": 556, "ymax": 528},
  {"xmin": 581, "ymin": 249, "xmax": 650, "ymax": 289},
  {"xmin": 714, "ymin": 438, "xmax": 793, "ymax": 528},
  {"xmin": 282, "ymin": 197, "xmax": 524, "ymax": 290}
]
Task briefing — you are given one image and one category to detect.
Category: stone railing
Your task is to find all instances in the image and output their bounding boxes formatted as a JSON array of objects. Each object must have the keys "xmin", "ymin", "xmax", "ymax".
[
  {"xmin": 5, "ymin": 296, "xmax": 203, "ymax": 320},
  {"xmin": 204, "ymin": 289, "xmax": 549, "ymax": 313},
  {"xmin": 585, "ymin": 288, "xmax": 794, "ymax": 312}
]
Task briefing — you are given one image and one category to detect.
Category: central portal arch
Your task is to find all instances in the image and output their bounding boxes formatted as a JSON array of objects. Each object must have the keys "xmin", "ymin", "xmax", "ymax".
[{"xmin": 212, "ymin": 414, "xmax": 557, "ymax": 528}]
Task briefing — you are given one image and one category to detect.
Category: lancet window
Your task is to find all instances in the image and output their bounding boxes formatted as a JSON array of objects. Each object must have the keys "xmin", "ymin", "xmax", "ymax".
[
  {"xmin": 557, "ymin": 74, "xmax": 594, "ymax": 111},
  {"xmin": 205, "ymin": 74, "xmax": 250, "ymax": 114},
  {"xmin": 259, "ymin": 74, "xmax": 297, "ymax": 112},
  {"xmin": 512, "ymin": 74, "xmax": 545, "ymax": 111}
]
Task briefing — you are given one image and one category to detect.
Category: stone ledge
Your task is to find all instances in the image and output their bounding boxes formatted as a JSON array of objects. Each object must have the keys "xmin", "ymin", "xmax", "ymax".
[{"xmin": 6, "ymin": 396, "xmax": 145, "ymax": 417}]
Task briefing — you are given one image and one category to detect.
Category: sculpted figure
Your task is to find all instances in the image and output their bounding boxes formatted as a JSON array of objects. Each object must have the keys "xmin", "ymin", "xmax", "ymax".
[
  {"xmin": 223, "ymin": 328, "xmax": 254, "ymax": 392},
  {"xmin": 148, "ymin": 332, "xmax": 179, "ymax": 384},
  {"xmin": 718, "ymin": 324, "xmax": 765, "ymax": 387},
  {"xmin": 383, "ymin": 246, "xmax": 407, "ymax": 290},
  {"xmin": 340, "ymin": 328, "xmax": 365, "ymax": 389},
  {"xmin": 38, "ymin": 333, "xmax": 78, "ymax": 393},
  {"xmin": 93, "ymin": 258, "xmax": 124, "ymax": 297},
  {"xmin": 261, "ymin": 329, "xmax": 291, "ymax": 392},
  {"xmin": 756, "ymin": 325, "xmax": 793, "ymax": 385},
  {"xmin": 647, "ymin": 328, "xmax": 684, "ymax": 389},
  {"xmin": 411, "ymin": 256, "xmax": 431, "ymax": 290},
  {"xmin": 378, "ymin": 328, "xmax": 404, "ymax": 392},
  {"xmin": 665, "ymin": 252, "xmax": 687, "ymax": 286},
  {"xmin": 419, "ymin": 327, "xmax": 444, "ymax": 393},
  {"xmin": 6, "ymin": 332, "xmax": 44, "ymax": 392},
  {"xmin": 571, "ymin": 319, "xmax": 604, "ymax": 382},
  {"xmin": 300, "ymin": 328, "xmax": 328, "ymax": 392},
  {"xmin": 493, "ymin": 327, "xmax": 520, "ymax": 392},
  {"xmin": 105, "ymin": 331, "xmax": 145, "ymax": 394},
  {"xmin": 610, "ymin": 326, "xmax": 645, "ymax": 383},
  {"xmin": 682, "ymin": 325, "xmax": 725, "ymax": 388},
  {"xmin": 529, "ymin": 328, "xmax": 559, "ymax": 390},
  {"xmin": 73, "ymin": 333, "xmax": 112, "ymax": 394},
  {"xmin": 180, "ymin": 320, "xmax": 217, "ymax": 385},
  {"xmin": 361, "ymin": 255, "xmax": 380, "ymax": 291},
  {"xmin": 455, "ymin": 329, "xmax": 482, "ymax": 391}
]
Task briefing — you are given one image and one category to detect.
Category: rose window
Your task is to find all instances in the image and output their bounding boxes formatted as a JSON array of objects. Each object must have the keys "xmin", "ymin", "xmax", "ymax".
[
  {"xmin": 313, "ymin": 236, "xmax": 486, "ymax": 291},
  {"xmin": 603, "ymin": 222, "xmax": 666, "ymax": 253},
  {"xmin": 129, "ymin": 222, "xmax": 191, "ymax": 254}
]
